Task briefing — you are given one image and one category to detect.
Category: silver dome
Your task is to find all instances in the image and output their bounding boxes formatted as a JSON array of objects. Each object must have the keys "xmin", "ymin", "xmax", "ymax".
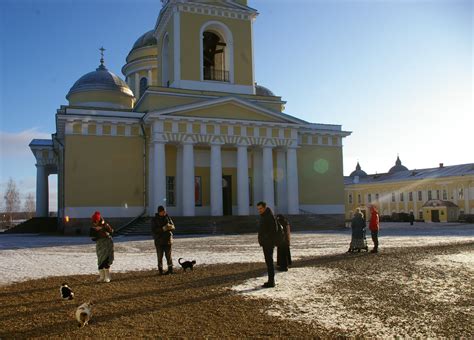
[
  {"xmin": 66, "ymin": 64, "xmax": 134, "ymax": 99},
  {"xmin": 131, "ymin": 30, "xmax": 157, "ymax": 51},
  {"xmin": 389, "ymin": 156, "xmax": 408, "ymax": 173},
  {"xmin": 350, "ymin": 162, "xmax": 368, "ymax": 178},
  {"xmin": 255, "ymin": 84, "xmax": 275, "ymax": 96}
]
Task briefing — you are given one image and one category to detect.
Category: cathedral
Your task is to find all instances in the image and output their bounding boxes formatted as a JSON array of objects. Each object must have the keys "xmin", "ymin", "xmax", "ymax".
[{"xmin": 30, "ymin": 0, "xmax": 351, "ymax": 232}]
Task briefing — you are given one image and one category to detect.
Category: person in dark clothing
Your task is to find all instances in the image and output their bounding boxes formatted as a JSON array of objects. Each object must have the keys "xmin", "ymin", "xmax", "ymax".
[
  {"xmin": 409, "ymin": 212, "xmax": 415, "ymax": 226},
  {"xmin": 276, "ymin": 214, "xmax": 292, "ymax": 272},
  {"xmin": 257, "ymin": 201, "xmax": 277, "ymax": 288},
  {"xmin": 151, "ymin": 206, "xmax": 175, "ymax": 275},
  {"xmin": 348, "ymin": 208, "xmax": 368, "ymax": 253}
]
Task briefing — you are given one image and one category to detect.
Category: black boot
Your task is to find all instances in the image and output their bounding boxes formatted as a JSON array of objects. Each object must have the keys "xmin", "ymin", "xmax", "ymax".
[
  {"xmin": 262, "ymin": 279, "xmax": 275, "ymax": 288},
  {"xmin": 165, "ymin": 266, "xmax": 173, "ymax": 275},
  {"xmin": 370, "ymin": 248, "xmax": 378, "ymax": 253},
  {"xmin": 158, "ymin": 268, "xmax": 164, "ymax": 275}
]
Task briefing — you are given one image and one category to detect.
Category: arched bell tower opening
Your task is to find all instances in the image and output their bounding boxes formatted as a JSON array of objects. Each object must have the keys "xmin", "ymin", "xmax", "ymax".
[
  {"xmin": 200, "ymin": 21, "xmax": 234, "ymax": 84},
  {"xmin": 162, "ymin": 33, "xmax": 170, "ymax": 86}
]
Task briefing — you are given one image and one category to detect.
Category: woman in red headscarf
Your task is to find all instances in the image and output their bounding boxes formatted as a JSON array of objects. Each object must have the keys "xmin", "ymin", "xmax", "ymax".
[
  {"xmin": 90, "ymin": 211, "xmax": 115, "ymax": 282},
  {"xmin": 369, "ymin": 205, "xmax": 380, "ymax": 253}
]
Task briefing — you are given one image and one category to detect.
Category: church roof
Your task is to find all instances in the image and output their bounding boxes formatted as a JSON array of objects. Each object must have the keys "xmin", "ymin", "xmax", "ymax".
[
  {"xmin": 349, "ymin": 162, "xmax": 368, "ymax": 178},
  {"xmin": 131, "ymin": 29, "xmax": 157, "ymax": 52},
  {"xmin": 66, "ymin": 63, "xmax": 134, "ymax": 99},
  {"xmin": 389, "ymin": 156, "xmax": 409, "ymax": 173},
  {"xmin": 255, "ymin": 84, "xmax": 275, "ymax": 97}
]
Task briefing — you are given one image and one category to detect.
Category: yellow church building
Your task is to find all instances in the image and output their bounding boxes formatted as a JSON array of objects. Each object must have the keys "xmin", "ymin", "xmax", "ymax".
[
  {"xmin": 29, "ymin": 0, "xmax": 351, "ymax": 233},
  {"xmin": 345, "ymin": 157, "xmax": 474, "ymax": 223}
]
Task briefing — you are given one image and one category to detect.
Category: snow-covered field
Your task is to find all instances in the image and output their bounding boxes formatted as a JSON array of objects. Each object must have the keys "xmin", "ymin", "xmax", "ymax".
[{"xmin": 0, "ymin": 222, "xmax": 472, "ymax": 286}]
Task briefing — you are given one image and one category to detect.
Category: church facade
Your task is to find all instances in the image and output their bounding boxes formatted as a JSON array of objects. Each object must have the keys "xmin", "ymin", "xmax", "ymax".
[{"xmin": 30, "ymin": 0, "xmax": 350, "ymax": 231}]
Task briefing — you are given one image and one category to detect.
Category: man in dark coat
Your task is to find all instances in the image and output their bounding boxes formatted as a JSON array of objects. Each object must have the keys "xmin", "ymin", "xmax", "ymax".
[
  {"xmin": 151, "ymin": 206, "xmax": 175, "ymax": 275},
  {"xmin": 257, "ymin": 201, "xmax": 277, "ymax": 288}
]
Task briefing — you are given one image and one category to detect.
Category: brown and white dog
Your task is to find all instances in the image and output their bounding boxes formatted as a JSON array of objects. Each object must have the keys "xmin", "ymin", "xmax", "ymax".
[{"xmin": 75, "ymin": 301, "xmax": 93, "ymax": 327}]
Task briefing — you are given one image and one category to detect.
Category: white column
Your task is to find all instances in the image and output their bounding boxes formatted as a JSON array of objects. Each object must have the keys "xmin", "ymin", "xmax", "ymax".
[
  {"xmin": 148, "ymin": 69, "xmax": 153, "ymax": 86},
  {"xmin": 182, "ymin": 142, "xmax": 195, "ymax": 216},
  {"xmin": 404, "ymin": 193, "xmax": 408, "ymax": 212},
  {"xmin": 210, "ymin": 143, "xmax": 223, "ymax": 216},
  {"xmin": 262, "ymin": 146, "xmax": 275, "ymax": 209},
  {"xmin": 465, "ymin": 185, "xmax": 470, "ymax": 214},
  {"xmin": 276, "ymin": 149, "xmax": 288, "ymax": 214},
  {"xmin": 237, "ymin": 145, "xmax": 250, "ymax": 215},
  {"xmin": 286, "ymin": 147, "xmax": 299, "ymax": 214},
  {"xmin": 153, "ymin": 142, "xmax": 167, "ymax": 211},
  {"xmin": 413, "ymin": 196, "xmax": 417, "ymax": 215},
  {"xmin": 176, "ymin": 145, "xmax": 183, "ymax": 215},
  {"xmin": 148, "ymin": 143, "xmax": 154, "ymax": 215},
  {"xmin": 252, "ymin": 148, "xmax": 263, "ymax": 208},
  {"xmin": 36, "ymin": 164, "xmax": 49, "ymax": 217},
  {"xmin": 134, "ymin": 73, "xmax": 140, "ymax": 96}
]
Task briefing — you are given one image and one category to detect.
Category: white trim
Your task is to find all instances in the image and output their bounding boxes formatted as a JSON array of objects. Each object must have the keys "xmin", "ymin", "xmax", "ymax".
[
  {"xmin": 65, "ymin": 206, "xmax": 143, "ymax": 218},
  {"xmin": 174, "ymin": 79, "xmax": 253, "ymax": 95},
  {"xmin": 173, "ymin": 8, "xmax": 181, "ymax": 86},
  {"xmin": 162, "ymin": 32, "xmax": 170, "ymax": 87},
  {"xmin": 299, "ymin": 204, "xmax": 345, "ymax": 214}
]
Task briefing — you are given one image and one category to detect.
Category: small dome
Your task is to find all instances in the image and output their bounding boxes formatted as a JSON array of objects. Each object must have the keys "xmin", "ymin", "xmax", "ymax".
[
  {"xmin": 350, "ymin": 162, "xmax": 368, "ymax": 178},
  {"xmin": 67, "ymin": 64, "xmax": 134, "ymax": 99},
  {"xmin": 255, "ymin": 83, "xmax": 275, "ymax": 96},
  {"xmin": 131, "ymin": 30, "xmax": 157, "ymax": 51},
  {"xmin": 389, "ymin": 156, "xmax": 408, "ymax": 173}
]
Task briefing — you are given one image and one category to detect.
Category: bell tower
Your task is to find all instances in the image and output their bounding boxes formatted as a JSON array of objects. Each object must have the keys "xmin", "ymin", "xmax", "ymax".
[{"xmin": 155, "ymin": 0, "xmax": 258, "ymax": 94}]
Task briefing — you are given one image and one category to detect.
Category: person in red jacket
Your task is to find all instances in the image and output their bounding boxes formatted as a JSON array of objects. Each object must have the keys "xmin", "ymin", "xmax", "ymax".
[{"xmin": 369, "ymin": 205, "xmax": 380, "ymax": 253}]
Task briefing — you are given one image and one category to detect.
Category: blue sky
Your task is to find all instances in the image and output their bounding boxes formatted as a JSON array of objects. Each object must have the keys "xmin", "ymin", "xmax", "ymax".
[{"xmin": 0, "ymin": 0, "xmax": 472, "ymax": 211}]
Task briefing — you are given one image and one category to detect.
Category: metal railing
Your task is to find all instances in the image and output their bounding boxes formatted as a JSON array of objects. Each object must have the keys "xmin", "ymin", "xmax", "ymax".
[{"xmin": 203, "ymin": 67, "xmax": 230, "ymax": 82}]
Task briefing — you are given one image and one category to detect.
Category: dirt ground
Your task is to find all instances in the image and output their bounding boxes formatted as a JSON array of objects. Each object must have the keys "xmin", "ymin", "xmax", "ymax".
[{"xmin": 0, "ymin": 242, "xmax": 472, "ymax": 338}]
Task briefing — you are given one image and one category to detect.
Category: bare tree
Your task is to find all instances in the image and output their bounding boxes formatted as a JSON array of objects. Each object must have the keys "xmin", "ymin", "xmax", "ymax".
[
  {"xmin": 3, "ymin": 178, "xmax": 21, "ymax": 224},
  {"xmin": 24, "ymin": 192, "xmax": 36, "ymax": 219}
]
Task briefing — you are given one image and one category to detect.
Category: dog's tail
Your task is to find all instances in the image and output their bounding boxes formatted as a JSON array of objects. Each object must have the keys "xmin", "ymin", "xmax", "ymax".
[{"xmin": 178, "ymin": 258, "xmax": 183, "ymax": 265}]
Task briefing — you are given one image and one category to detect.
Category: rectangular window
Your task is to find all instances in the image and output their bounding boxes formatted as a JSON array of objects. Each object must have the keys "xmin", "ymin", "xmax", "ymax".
[
  {"xmin": 368, "ymin": 194, "xmax": 372, "ymax": 203},
  {"xmin": 428, "ymin": 190, "xmax": 432, "ymax": 200},
  {"xmin": 436, "ymin": 190, "xmax": 440, "ymax": 199},
  {"xmin": 166, "ymin": 176, "xmax": 175, "ymax": 206},
  {"xmin": 375, "ymin": 193, "xmax": 379, "ymax": 202},
  {"xmin": 349, "ymin": 194, "xmax": 353, "ymax": 204},
  {"xmin": 418, "ymin": 191, "xmax": 422, "ymax": 201},
  {"xmin": 419, "ymin": 211, "xmax": 423, "ymax": 219},
  {"xmin": 392, "ymin": 193, "xmax": 395, "ymax": 202},
  {"xmin": 459, "ymin": 188, "xmax": 464, "ymax": 200},
  {"xmin": 358, "ymin": 194, "xmax": 361, "ymax": 204},
  {"xmin": 442, "ymin": 189, "xmax": 447, "ymax": 200},
  {"xmin": 409, "ymin": 192, "xmax": 413, "ymax": 202},
  {"xmin": 400, "ymin": 192, "xmax": 404, "ymax": 202},
  {"xmin": 195, "ymin": 176, "xmax": 202, "ymax": 206}
]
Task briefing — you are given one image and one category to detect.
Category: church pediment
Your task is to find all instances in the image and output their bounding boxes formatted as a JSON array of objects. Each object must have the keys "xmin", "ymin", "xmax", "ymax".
[{"xmin": 146, "ymin": 97, "xmax": 303, "ymax": 124}]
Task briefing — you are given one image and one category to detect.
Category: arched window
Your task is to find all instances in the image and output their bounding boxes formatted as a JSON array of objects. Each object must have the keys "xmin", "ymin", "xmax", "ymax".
[
  {"xmin": 139, "ymin": 77, "xmax": 148, "ymax": 98},
  {"xmin": 162, "ymin": 33, "xmax": 170, "ymax": 86},
  {"xmin": 200, "ymin": 21, "xmax": 233, "ymax": 83}
]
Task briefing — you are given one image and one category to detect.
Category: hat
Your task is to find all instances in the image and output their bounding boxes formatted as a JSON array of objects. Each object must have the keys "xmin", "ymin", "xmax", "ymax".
[{"xmin": 92, "ymin": 211, "xmax": 101, "ymax": 223}]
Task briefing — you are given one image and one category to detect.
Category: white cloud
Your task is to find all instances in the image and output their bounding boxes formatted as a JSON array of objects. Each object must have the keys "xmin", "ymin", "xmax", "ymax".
[{"xmin": 0, "ymin": 128, "xmax": 51, "ymax": 158}]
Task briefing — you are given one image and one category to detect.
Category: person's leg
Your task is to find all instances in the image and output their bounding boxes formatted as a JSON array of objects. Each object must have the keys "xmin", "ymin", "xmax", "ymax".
[
  {"xmin": 155, "ymin": 240, "xmax": 164, "ymax": 274},
  {"xmin": 278, "ymin": 246, "xmax": 288, "ymax": 271},
  {"xmin": 165, "ymin": 245, "xmax": 173, "ymax": 274},
  {"xmin": 262, "ymin": 246, "xmax": 275, "ymax": 287},
  {"xmin": 371, "ymin": 231, "xmax": 379, "ymax": 253}
]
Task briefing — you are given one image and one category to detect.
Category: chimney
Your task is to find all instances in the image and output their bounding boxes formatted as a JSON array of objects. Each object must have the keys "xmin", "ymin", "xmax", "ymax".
[{"xmin": 439, "ymin": 163, "xmax": 444, "ymax": 168}]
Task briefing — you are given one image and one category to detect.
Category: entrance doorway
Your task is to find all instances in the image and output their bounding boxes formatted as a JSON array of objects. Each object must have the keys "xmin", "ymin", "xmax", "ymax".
[
  {"xmin": 222, "ymin": 175, "xmax": 232, "ymax": 215},
  {"xmin": 431, "ymin": 210, "xmax": 440, "ymax": 222}
]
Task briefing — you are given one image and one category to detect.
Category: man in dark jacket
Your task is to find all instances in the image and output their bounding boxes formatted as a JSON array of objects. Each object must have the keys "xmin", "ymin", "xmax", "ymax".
[
  {"xmin": 257, "ymin": 201, "xmax": 277, "ymax": 288},
  {"xmin": 151, "ymin": 206, "xmax": 175, "ymax": 275}
]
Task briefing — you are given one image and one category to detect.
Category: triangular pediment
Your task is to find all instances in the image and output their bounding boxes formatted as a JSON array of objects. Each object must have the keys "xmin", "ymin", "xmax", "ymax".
[{"xmin": 146, "ymin": 97, "xmax": 303, "ymax": 124}]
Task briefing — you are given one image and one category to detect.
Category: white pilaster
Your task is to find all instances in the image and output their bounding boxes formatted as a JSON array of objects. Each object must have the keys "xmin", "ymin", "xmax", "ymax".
[
  {"xmin": 134, "ymin": 73, "xmax": 140, "ymax": 97},
  {"xmin": 36, "ymin": 165, "xmax": 49, "ymax": 217},
  {"xmin": 262, "ymin": 146, "xmax": 275, "ymax": 209},
  {"xmin": 237, "ymin": 145, "xmax": 249, "ymax": 215},
  {"xmin": 465, "ymin": 185, "xmax": 470, "ymax": 214},
  {"xmin": 153, "ymin": 142, "xmax": 167, "ymax": 211},
  {"xmin": 148, "ymin": 69, "xmax": 153, "ymax": 86},
  {"xmin": 276, "ymin": 148, "xmax": 288, "ymax": 214},
  {"xmin": 148, "ymin": 143, "xmax": 154, "ymax": 215},
  {"xmin": 210, "ymin": 143, "xmax": 223, "ymax": 216},
  {"xmin": 176, "ymin": 145, "xmax": 183, "ymax": 215},
  {"xmin": 252, "ymin": 148, "xmax": 263, "ymax": 208},
  {"xmin": 173, "ymin": 8, "xmax": 181, "ymax": 87},
  {"xmin": 286, "ymin": 147, "xmax": 299, "ymax": 214},
  {"xmin": 182, "ymin": 142, "xmax": 195, "ymax": 216}
]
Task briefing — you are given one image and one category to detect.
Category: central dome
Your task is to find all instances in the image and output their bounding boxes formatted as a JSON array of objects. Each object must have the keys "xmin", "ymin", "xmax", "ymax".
[{"xmin": 131, "ymin": 30, "xmax": 157, "ymax": 52}]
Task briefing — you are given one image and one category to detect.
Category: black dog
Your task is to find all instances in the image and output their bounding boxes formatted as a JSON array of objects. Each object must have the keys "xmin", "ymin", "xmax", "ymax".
[
  {"xmin": 60, "ymin": 283, "xmax": 74, "ymax": 300},
  {"xmin": 178, "ymin": 258, "xmax": 196, "ymax": 272}
]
